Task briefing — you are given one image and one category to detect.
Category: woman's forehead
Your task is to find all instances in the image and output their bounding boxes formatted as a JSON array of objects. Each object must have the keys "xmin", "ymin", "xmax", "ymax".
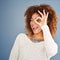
[{"xmin": 31, "ymin": 13, "xmax": 40, "ymax": 20}]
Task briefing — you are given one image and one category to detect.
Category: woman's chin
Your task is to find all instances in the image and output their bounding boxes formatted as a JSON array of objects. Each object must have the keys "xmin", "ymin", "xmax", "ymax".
[
  {"xmin": 33, "ymin": 31, "xmax": 40, "ymax": 34},
  {"xmin": 33, "ymin": 30, "xmax": 42, "ymax": 34}
]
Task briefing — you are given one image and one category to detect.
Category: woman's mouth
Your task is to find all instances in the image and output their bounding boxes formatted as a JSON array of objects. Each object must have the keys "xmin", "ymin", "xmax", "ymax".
[{"xmin": 32, "ymin": 26, "xmax": 38, "ymax": 31}]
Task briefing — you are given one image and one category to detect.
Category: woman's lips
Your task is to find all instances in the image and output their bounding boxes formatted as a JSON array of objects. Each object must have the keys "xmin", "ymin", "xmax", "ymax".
[{"xmin": 32, "ymin": 26, "xmax": 38, "ymax": 31}]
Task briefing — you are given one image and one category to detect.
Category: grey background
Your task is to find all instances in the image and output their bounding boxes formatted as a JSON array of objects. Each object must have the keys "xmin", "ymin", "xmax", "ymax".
[{"xmin": 0, "ymin": 0, "xmax": 60, "ymax": 60}]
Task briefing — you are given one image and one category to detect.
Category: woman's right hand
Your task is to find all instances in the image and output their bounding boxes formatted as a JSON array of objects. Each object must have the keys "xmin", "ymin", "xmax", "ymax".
[{"xmin": 34, "ymin": 10, "xmax": 49, "ymax": 28}]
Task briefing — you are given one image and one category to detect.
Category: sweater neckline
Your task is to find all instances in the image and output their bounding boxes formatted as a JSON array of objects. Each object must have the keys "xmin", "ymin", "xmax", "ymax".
[{"xmin": 24, "ymin": 34, "xmax": 44, "ymax": 44}]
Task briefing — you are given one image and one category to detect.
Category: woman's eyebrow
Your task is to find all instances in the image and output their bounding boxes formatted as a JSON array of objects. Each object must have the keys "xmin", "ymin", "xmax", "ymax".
[{"xmin": 31, "ymin": 16, "xmax": 39, "ymax": 20}]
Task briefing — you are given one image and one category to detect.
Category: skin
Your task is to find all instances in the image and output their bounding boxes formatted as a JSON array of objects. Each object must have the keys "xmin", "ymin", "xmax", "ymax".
[
  {"xmin": 30, "ymin": 13, "xmax": 42, "ymax": 34},
  {"xmin": 28, "ymin": 10, "xmax": 49, "ymax": 41}
]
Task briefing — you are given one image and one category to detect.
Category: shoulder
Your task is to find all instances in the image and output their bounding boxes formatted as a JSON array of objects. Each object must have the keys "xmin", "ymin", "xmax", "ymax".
[
  {"xmin": 15, "ymin": 33, "xmax": 26, "ymax": 43},
  {"xmin": 16, "ymin": 33, "xmax": 26, "ymax": 39},
  {"xmin": 15, "ymin": 33, "xmax": 32, "ymax": 42},
  {"xmin": 15, "ymin": 33, "xmax": 30, "ymax": 46},
  {"xmin": 17, "ymin": 33, "xmax": 32, "ymax": 39}
]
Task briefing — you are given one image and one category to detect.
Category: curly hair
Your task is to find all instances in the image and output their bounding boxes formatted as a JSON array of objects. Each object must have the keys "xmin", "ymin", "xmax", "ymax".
[{"xmin": 24, "ymin": 4, "xmax": 57, "ymax": 38}]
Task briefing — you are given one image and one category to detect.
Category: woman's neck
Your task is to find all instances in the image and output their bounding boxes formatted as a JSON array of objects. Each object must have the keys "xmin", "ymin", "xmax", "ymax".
[
  {"xmin": 33, "ymin": 32, "xmax": 44, "ymax": 41},
  {"xmin": 27, "ymin": 31, "xmax": 44, "ymax": 41}
]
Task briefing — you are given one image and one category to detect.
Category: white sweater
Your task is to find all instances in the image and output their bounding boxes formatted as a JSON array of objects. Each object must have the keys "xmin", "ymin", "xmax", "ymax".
[{"xmin": 9, "ymin": 25, "xmax": 58, "ymax": 60}]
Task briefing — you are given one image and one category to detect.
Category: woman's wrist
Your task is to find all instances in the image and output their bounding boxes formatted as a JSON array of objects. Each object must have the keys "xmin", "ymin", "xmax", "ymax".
[{"xmin": 41, "ymin": 24, "xmax": 49, "ymax": 30}]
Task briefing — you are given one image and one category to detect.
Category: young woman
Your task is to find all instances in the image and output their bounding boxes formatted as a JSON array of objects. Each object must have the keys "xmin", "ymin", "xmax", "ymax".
[{"xmin": 9, "ymin": 4, "xmax": 58, "ymax": 60}]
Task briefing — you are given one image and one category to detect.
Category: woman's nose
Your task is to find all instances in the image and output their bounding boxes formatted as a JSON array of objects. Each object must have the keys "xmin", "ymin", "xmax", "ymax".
[{"xmin": 31, "ymin": 21, "xmax": 37, "ymax": 26}]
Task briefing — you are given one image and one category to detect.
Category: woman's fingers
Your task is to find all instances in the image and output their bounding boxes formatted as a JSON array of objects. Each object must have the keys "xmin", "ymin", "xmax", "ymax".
[
  {"xmin": 43, "ymin": 10, "xmax": 45, "ymax": 15},
  {"xmin": 38, "ymin": 10, "xmax": 43, "ymax": 17},
  {"xmin": 34, "ymin": 17, "xmax": 41, "ymax": 24},
  {"xmin": 45, "ymin": 12, "xmax": 49, "ymax": 22},
  {"xmin": 34, "ymin": 19, "xmax": 41, "ymax": 26},
  {"xmin": 47, "ymin": 12, "xmax": 49, "ymax": 18},
  {"xmin": 43, "ymin": 10, "xmax": 49, "ymax": 21},
  {"xmin": 35, "ymin": 17, "xmax": 42, "ymax": 21},
  {"xmin": 35, "ymin": 10, "xmax": 49, "ymax": 26},
  {"xmin": 34, "ymin": 17, "xmax": 42, "ymax": 26}
]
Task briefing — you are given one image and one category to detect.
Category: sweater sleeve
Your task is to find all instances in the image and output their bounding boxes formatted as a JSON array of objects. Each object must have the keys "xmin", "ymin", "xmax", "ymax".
[
  {"xmin": 41, "ymin": 25, "xmax": 58, "ymax": 58},
  {"xmin": 9, "ymin": 34, "xmax": 21, "ymax": 60}
]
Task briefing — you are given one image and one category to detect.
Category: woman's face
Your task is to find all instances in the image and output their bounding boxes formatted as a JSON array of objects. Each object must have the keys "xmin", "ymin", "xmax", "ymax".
[{"xmin": 30, "ymin": 13, "xmax": 42, "ymax": 34}]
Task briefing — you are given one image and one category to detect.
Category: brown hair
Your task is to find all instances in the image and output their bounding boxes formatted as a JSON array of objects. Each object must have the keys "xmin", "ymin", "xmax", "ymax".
[{"xmin": 24, "ymin": 4, "xmax": 57, "ymax": 38}]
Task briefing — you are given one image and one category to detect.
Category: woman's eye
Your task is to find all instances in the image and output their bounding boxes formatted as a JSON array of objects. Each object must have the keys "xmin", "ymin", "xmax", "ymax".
[{"xmin": 36, "ymin": 19, "xmax": 41, "ymax": 22}]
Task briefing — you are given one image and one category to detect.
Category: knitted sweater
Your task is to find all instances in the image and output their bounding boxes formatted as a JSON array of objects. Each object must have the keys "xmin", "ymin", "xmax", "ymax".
[{"xmin": 9, "ymin": 25, "xmax": 58, "ymax": 60}]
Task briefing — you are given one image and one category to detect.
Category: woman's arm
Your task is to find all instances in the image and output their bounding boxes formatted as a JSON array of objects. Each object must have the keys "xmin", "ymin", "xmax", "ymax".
[
  {"xmin": 34, "ymin": 10, "xmax": 58, "ymax": 58},
  {"xmin": 9, "ymin": 35, "xmax": 20, "ymax": 60},
  {"xmin": 42, "ymin": 25, "xmax": 58, "ymax": 58}
]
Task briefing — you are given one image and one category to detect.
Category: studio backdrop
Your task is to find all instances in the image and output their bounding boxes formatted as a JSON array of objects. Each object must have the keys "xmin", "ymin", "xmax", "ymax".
[{"xmin": 0, "ymin": 0, "xmax": 60, "ymax": 60}]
